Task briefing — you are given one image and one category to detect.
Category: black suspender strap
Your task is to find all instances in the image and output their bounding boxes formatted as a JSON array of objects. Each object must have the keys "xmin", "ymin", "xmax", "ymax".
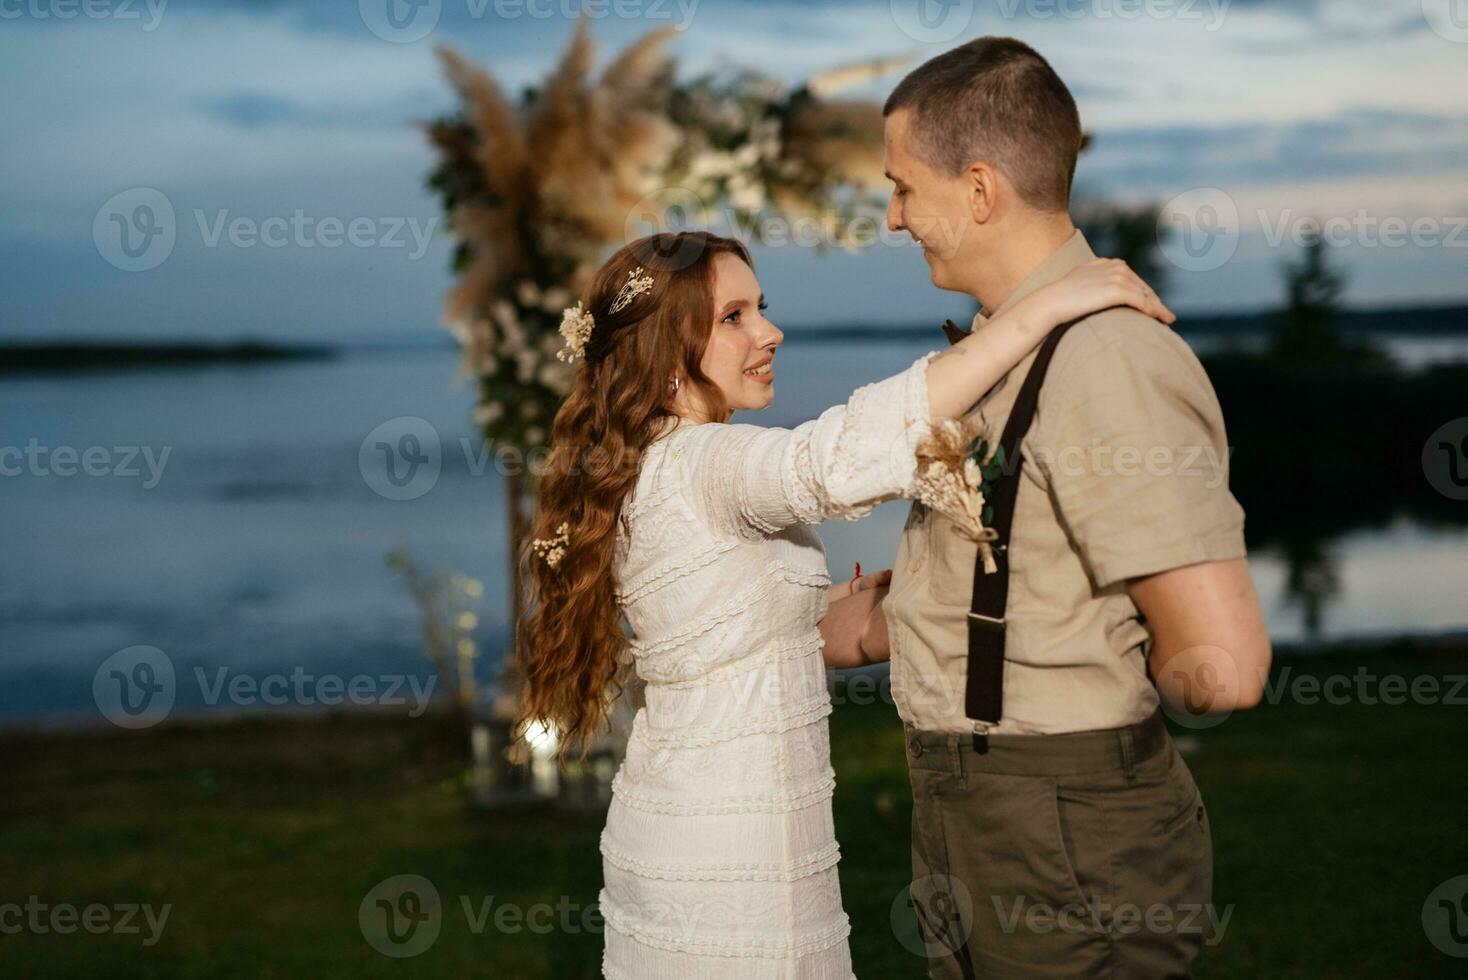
[{"xmin": 963, "ymin": 320, "xmax": 1078, "ymax": 737}]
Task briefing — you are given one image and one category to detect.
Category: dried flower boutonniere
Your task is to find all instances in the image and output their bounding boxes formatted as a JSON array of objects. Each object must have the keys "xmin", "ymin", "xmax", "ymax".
[{"xmin": 912, "ymin": 418, "xmax": 1007, "ymax": 574}]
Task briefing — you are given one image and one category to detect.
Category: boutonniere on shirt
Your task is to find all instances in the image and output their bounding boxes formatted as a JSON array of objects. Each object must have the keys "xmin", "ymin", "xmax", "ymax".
[{"xmin": 913, "ymin": 418, "xmax": 1004, "ymax": 574}]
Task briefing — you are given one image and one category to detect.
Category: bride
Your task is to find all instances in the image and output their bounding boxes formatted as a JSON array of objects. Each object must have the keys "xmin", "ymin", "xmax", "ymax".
[{"xmin": 517, "ymin": 231, "xmax": 1172, "ymax": 978}]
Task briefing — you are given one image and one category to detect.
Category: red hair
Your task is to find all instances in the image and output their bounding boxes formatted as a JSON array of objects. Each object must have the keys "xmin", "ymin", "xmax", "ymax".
[{"xmin": 517, "ymin": 231, "xmax": 752, "ymax": 763}]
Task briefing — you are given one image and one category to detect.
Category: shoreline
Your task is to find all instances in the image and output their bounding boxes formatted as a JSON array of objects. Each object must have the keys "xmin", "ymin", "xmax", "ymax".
[
  {"xmin": 2, "ymin": 299, "xmax": 1466, "ymax": 372},
  {"xmin": 6, "ymin": 632, "xmax": 1464, "ymax": 738},
  {"xmin": 0, "ymin": 339, "xmax": 336, "ymax": 374}
]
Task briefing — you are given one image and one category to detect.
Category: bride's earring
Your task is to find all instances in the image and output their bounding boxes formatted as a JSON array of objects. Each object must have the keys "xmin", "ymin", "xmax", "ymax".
[{"xmin": 670, "ymin": 376, "xmax": 681, "ymax": 392}]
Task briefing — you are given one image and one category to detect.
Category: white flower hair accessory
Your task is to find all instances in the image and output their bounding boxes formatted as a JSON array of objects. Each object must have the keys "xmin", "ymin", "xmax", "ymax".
[
  {"xmin": 556, "ymin": 268, "xmax": 656, "ymax": 363},
  {"xmin": 556, "ymin": 303, "xmax": 596, "ymax": 363},
  {"xmin": 610, "ymin": 266, "xmax": 654, "ymax": 313},
  {"xmin": 530, "ymin": 522, "xmax": 571, "ymax": 569}
]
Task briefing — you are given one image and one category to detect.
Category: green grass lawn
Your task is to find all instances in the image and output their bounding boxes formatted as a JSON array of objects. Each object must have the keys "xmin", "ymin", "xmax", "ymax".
[{"xmin": 3, "ymin": 646, "xmax": 1465, "ymax": 977}]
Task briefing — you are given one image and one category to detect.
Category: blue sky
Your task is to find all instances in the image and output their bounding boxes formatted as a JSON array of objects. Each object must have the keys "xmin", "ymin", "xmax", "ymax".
[{"xmin": 3, "ymin": 0, "xmax": 1466, "ymax": 342}]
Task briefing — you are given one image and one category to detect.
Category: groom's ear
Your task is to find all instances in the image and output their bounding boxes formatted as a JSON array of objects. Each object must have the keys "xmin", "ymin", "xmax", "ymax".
[{"xmin": 966, "ymin": 161, "xmax": 1000, "ymax": 225}]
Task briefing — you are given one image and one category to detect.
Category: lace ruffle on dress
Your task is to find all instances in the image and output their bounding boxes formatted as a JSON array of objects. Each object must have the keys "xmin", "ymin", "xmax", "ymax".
[{"xmin": 601, "ymin": 352, "xmax": 937, "ymax": 980}]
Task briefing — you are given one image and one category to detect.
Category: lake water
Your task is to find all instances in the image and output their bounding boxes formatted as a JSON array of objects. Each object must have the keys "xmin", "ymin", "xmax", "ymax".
[{"xmin": 3, "ymin": 336, "xmax": 1466, "ymax": 723}]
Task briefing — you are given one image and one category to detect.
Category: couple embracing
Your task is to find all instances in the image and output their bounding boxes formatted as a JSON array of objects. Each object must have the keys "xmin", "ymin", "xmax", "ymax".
[{"xmin": 519, "ymin": 36, "xmax": 1271, "ymax": 980}]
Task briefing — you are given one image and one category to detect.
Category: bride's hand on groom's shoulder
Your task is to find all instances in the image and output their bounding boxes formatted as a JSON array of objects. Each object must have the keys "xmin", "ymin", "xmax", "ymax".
[{"xmin": 1026, "ymin": 258, "xmax": 1176, "ymax": 330}]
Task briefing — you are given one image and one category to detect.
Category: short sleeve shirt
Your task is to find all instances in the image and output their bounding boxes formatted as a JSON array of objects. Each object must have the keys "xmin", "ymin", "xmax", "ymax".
[{"xmin": 885, "ymin": 231, "xmax": 1247, "ymax": 735}]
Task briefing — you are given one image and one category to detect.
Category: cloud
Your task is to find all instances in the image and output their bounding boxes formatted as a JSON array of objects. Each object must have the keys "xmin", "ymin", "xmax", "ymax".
[
  {"xmin": 0, "ymin": 0, "xmax": 1463, "ymax": 339},
  {"xmin": 1080, "ymin": 107, "xmax": 1468, "ymax": 191}
]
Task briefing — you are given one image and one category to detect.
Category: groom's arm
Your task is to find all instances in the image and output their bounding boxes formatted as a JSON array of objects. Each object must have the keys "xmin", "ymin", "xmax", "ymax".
[
  {"xmin": 1129, "ymin": 559, "xmax": 1271, "ymax": 713},
  {"xmin": 1032, "ymin": 311, "xmax": 1269, "ymax": 714}
]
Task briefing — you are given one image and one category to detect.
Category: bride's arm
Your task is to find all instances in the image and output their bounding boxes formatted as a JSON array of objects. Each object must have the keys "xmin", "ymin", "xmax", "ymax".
[
  {"xmin": 675, "ymin": 261, "xmax": 1171, "ymax": 538},
  {"xmin": 924, "ymin": 259, "xmax": 1173, "ymax": 419}
]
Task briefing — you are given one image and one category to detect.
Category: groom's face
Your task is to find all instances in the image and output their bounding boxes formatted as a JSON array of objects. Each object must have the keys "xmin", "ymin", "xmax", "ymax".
[{"xmin": 884, "ymin": 108, "xmax": 980, "ymax": 293}]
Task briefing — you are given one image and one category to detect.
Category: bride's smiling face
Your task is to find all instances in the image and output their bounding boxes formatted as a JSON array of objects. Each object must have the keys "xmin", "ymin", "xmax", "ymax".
[{"xmin": 681, "ymin": 252, "xmax": 783, "ymax": 420}]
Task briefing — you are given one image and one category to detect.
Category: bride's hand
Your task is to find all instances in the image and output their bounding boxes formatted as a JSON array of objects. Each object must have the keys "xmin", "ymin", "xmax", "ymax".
[
  {"xmin": 830, "ymin": 567, "xmax": 892, "ymax": 602},
  {"xmin": 1023, "ymin": 259, "xmax": 1175, "ymax": 330},
  {"xmin": 819, "ymin": 582, "xmax": 891, "ymax": 669}
]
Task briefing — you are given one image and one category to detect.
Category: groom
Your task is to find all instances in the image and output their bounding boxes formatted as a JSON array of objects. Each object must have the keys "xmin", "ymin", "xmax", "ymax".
[{"xmin": 867, "ymin": 37, "xmax": 1271, "ymax": 978}]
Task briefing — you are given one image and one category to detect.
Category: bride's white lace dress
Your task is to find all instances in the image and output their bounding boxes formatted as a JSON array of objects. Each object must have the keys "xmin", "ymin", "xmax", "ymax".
[{"xmin": 599, "ymin": 351, "xmax": 937, "ymax": 979}]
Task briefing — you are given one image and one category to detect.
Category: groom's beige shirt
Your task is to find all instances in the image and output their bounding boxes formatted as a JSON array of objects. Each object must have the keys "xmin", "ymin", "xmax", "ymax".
[{"xmin": 885, "ymin": 232, "xmax": 1247, "ymax": 735}]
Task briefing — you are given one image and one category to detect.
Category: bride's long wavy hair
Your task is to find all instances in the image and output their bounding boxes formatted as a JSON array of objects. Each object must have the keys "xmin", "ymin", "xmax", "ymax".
[{"xmin": 517, "ymin": 231, "xmax": 750, "ymax": 763}]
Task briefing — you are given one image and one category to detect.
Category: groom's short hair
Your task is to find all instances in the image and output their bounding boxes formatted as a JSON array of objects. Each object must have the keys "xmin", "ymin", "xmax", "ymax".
[{"xmin": 884, "ymin": 37, "xmax": 1082, "ymax": 213}]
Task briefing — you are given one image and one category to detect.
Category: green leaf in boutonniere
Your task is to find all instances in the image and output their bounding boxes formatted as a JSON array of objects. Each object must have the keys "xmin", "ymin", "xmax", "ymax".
[{"xmin": 966, "ymin": 437, "xmax": 1004, "ymax": 532}]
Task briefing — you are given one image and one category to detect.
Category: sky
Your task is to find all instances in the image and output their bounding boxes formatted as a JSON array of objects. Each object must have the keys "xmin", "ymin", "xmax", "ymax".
[{"xmin": 2, "ymin": 0, "xmax": 1466, "ymax": 342}]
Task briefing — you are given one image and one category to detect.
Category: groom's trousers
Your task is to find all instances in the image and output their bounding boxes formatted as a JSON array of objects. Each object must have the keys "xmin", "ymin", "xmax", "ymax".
[{"xmin": 903, "ymin": 710, "xmax": 1213, "ymax": 979}]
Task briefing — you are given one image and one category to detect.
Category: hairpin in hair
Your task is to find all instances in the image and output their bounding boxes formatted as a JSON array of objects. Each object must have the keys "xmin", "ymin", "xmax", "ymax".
[
  {"xmin": 609, "ymin": 267, "xmax": 654, "ymax": 314},
  {"xmin": 530, "ymin": 522, "xmax": 571, "ymax": 569},
  {"xmin": 557, "ymin": 303, "xmax": 596, "ymax": 363}
]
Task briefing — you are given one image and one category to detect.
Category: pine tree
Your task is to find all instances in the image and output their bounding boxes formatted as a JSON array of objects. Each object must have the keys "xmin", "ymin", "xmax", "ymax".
[{"xmin": 1271, "ymin": 225, "xmax": 1348, "ymax": 365}]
